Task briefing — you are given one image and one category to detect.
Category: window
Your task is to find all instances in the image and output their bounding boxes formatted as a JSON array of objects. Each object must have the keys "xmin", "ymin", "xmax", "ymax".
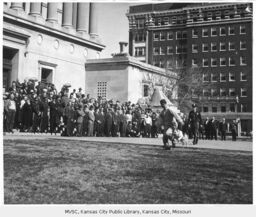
[
  {"xmin": 211, "ymin": 42, "xmax": 217, "ymax": 52},
  {"xmin": 203, "ymin": 106, "xmax": 209, "ymax": 112},
  {"xmin": 241, "ymin": 104, "xmax": 247, "ymax": 112},
  {"xmin": 135, "ymin": 33, "xmax": 146, "ymax": 42},
  {"xmin": 157, "ymin": 18, "xmax": 161, "ymax": 26},
  {"xmin": 229, "ymin": 26, "xmax": 235, "ymax": 35},
  {"xmin": 203, "ymin": 59, "xmax": 209, "ymax": 67},
  {"xmin": 203, "ymin": 73, "xmax": 209, "ymax": 82},
  {"xmin": 202, "ymin": 43, "xmax": 209, "ymax": 52},
  {"xmin": 211, "ymin": 73, "xmax": 218, "ymax": 82},
  {"xmin": 229, "ymin": 57, "xmax": 236, "ymax": 66},
  {"xmin": 229, "ymin": 72, "xmax": 235, "ymax": 81},
  {"xmin": 230, "ymin": 103, "xmax": 235, "ymax": 112},
  {"xmin": 143, "ymin": 84, "xmax": 149, "ymax": 97},
  {"xmin": 159, "ymin": 61, "xmax": 164, "ymax": 68},
  {"xmin": 135, "ymin": 47, "xmax": 145, "ymax": 56},
  {"xmin": 167, "ymin": 46, "xmax": 174, "ymax": 54},
  {"xmin": 203, "ymin": 89, "xmax": 210, "ymax": 96},
  {"xmin": 176, "ymin": 31, "xmax": 182, "ymax": 39},
  {"xmin": 171, "ymin": 16, "xmax": 177, "ymax": 24},
  {"xmin": 212, "ymin": 106, "xmax": 217, "ymax": 113},
  {"xmin": 240, "ymin": 25, "xmax": 246, "ymax": 34},
  {"xmin": 211, "ymin": 27, "xmax": 217, "ymax": 36},
  {"xmin": 220, "ymin": 42, "xmax": 226, "ymax": 51},
  {"xmin": 167, "ymin": 31, "xmax": 174, "ymax": 40},
  {"xmin": 221, "ymin": 106, "xmax": 226, "ymax": 113},
  {"xmin": 229, "ymin": 88, "xmax": 236, "ymax": 96},
  {"xmin": 176, "ymin": 45, "xmax": 183, "ymax": 54},
  {"xmin": 220, "ymin": 88, "xmax": 226, "ymax": 97},
  {"xmin": 229, "ymin": 42, "xmax": 235, "ymax": 51},
  {"xmin": 167, "ymin": 60, "xmax": 173, "ymax": 68},
  {"xmin": 163, "ymin": 17, "xmax": 169, "ymax": 25},
  {"xmin": 160, "ymin": 32, "xmax": 165, "ymax": 41},
  {"xmin": 202, "ymin": 28, "xmax": 208, "ymax": 37},
  {"xmin": 182, "ymin": 31, "xmax": 187, "ymax": 39},
  {"xmin": 220, "ymin": 27, "xmax": 226, "ymax": 36},
  {"xmin": 97, "ymin": 81, "xmax": 107, "ymax": 99},
  {"xmin": 159, "ymin": 47, "xmax": 165, "ymax": 55},
  {"xmin": 240, "ymin": 56, "xmax": 247, "ymax": 65},
  {"xmin": 220, "ymin": 73, "xmax": 226, "ymax": 82},
  {"xmin": 240, "ymin": 41, "xmax": 246, "ymax": 50},
  {"xmin": 240, "ymin": 72, "xmax": 247, "ymax": 81},
  {"xmin": 192, "ymin": 44, "xmax": 198, "ymax": 53},
  {"xmin": 241, "ymin": 88, "xmax": 247, "ymax": 97},
  {"xmin": 211, "ymin": 58, "xmax": 217, "ymax": 67},
  {"xmin": 192, "ymin": 29, "xmax": 198, "ymax": 38},
  {"xmin": 192, "ymin": 58, "xmax": 198, "ymax": 67},
  {"xmin": 153, "ymin": 47, "xmax": 159, "ymax": 55},
  {"xmin": 136, "ymin": 19, "xmax": 145, "ymax": 29},
  {"xmin": 154, "ymin": 33, "xmax": 159, "ymax": 41},
  {"xmin": 220, "ymin": 58, "xmax": 226, "ymax": 66}
]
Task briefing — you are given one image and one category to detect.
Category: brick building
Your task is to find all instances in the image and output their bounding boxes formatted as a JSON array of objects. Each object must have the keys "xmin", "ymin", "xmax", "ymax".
[{"xmin": 127, "ymin": 3, "xmax": 252, "ymax": 133}]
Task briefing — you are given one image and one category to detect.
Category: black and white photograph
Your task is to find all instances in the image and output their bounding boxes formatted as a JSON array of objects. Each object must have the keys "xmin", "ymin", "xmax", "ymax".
[{"xmin": 0, "ymin": 0, "xmax": 254, "ymax": 216}]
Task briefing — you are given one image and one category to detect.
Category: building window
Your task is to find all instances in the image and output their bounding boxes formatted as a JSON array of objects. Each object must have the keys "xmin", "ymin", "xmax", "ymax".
[
  {"xmin": 241, "ymin": 104, "xmax": 247, "ymax": 112},
  {"xmin": 176, "ymin": 31, "xmax": 182, "ymax": 39},
  {"xmin": 220, "ymin": 73, "xmax": 226, "ymax": 82},
  {"xmin": 203, "ymin": 106, "xmax": 208, "ymax": 112},
  {"xmin": 159, "ymin": 60, "xmax": 164, "ymax": 68},
  {"xmin": 203, "ymin": 59, "xmax": 209, "ymax": 67},
  {"xmin": 163, "ymin": 17, "xmax": 169, "ymax": 25},
  {"xmin": 220, "ymin": 58, "xmax": 226, "ymax": 66},
  {"xmin": 154, "ymin": 33, "xmax": 159, "ymax": 41},
  {"xmin": 182, "ymin": 31, "xmax": 187, "ymax": 39},
  {"xmin": 229, "ymin": 57, "xmax": 236, "ymax": 66},
  {"xmin": 229, "ymin": 72, "xmax": 235, "ymax": 81},
  {"xmin": 192, "ymin": 58, "xmax": 198, "ymax": 67},
  {"xmin": 97, "ymin": 81, "xmax": 107, "ymax": 99},
  {"xmin": 203, "ymin": 73, "xmax": 209, "ymax": 82},
  {"xmin": 229, "ymin": 88, "xmax": 236, "ymax": 97},
  {"xmin": 211, "ymin": 89, "xmax": 218, "ymax": 96},
  {"xmin": 212, "ymin": 106, "xmax": 217, "ymax": 113},
  {"xmin": 211, "ymin": 42, "xmax": 217, "ymax": 52},
  {"xmin": 211, "ymin": 27, "xmax": 217, "ymax": 36},
  {"xmin": 192, "ymin": 29, "xmax": 198, "ymax": 38},
  {"xmin": 211, "ymin": 73, "xmax": 218, "ymax": 82},
  {"xmin": 167, "ymin": 60, "xmax": 173, "ymax": 68},
  {"xmin": 230, "ymin": 103, "xmax": 235, "ymax": 112},
  {"xmin": 160, "ymin": 32, "xmax": 165, "ymax": 41},
  {"xmin": 240, "ymin": 41, "xmax": 246, "ymax": 50},
  {"xmin": 240, "ymin": 72, "xmax": 247, "ymax": 81},
  {"xmin": 221, "ymin": 106, "xmax": 226, "ymax": 113},
  {"xmin": 167, "ymin": 31, "xmax": 174, "ymax": 40},
  {"xmin": 241, "ymin": 88, "xmax": 247, "ymax": 97},
  {"xmin": 229, "ymin": 42, "xmax": 235, "ymax": 51},
  {"xmin": 135, "ymin": 47, "xmax": 146, "ymax": 56},
  {"xmin": 137, "ymin": 19, "xmax": 145, "ymax": 29},
  {"xmin": 220, "ymin": 27, "xmax": 226, "ymax": 36},
  {"xmin": 167, "ymin": 46, "xmax": 174, "ymax": 55},
  {"xmin": 153, "ymin": 47, "xmax": 159, "ymax": 55},
  {"xmin": 203, "ymin": 89, "xmax": 210, "ymax": 96},
  {"xmin": 220, "ymin": 88, "xmax": 226, "ymax": 97},
  {"xmin": 240, "ymin": 56, "xmax": 247, "ymax": 65},
  {"xmin": 171, "ymin": 16, "xmax": 177, "ymax": 24},
  {"xmin": 143, "ymin": 84, "xmax": 149, "ymax": 97},
  {"xmin": 220, "ymin": 42, "xmax": 226, "ymax": 51},
  {"xmin": 229, "ymin": 26, "xmax": 235, "ymax": 35},
  {"xmin": 176, "ymin": 45, "xmax": 183, "ymax": 54},
  {"xmin": 202, "ymin": 43, "xmax": 209, "ymax": 52},
  {"xmin": 159, "ymin": 47, "xmax": 165, "ymax": 55},
  {"xmin": 202, "ymin": 28, "xmax": 208, "ymax": 37},
  {"xmin": 240, "ymin": 25, "xmax": 246, "ymax": 34},
  {"xmin": 192, "ymin": 44, "xmax": 198, "ymax": 53},
  {"xmin": 211, "ymin": 58, "xmax": 217, "ymax": 67}
]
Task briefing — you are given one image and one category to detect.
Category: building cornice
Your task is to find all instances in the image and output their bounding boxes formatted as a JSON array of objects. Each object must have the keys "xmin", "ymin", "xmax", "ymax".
[{"xmin": 3, "ymin": 10, "xmax": 105, "ymax": 51}]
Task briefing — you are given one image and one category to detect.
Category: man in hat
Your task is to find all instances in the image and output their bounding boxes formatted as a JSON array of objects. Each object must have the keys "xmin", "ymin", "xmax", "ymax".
[
  {"xmin": 159, "ymin": 99, "xmax": 184, "ymax": 149},
  {"xmin": 188, "ymin": 104, "xmax": 202, "ymax": 145}
]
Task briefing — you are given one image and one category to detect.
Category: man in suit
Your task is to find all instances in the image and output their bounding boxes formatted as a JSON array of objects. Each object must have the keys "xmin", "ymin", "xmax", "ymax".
[
  {"xmin": 219, "ymin": 118, "xmax": 227, "ymax": 141},
  {"xmin": 159, "ymin": 99, "xmax": 184, "ymax": 150},
  {"xmin": 188, "ymin": 104, "xmax": 202, "ymax": 145},
  {"xmin": 210, "ymin": 116, "xmax": 218, "ymax": 140}
]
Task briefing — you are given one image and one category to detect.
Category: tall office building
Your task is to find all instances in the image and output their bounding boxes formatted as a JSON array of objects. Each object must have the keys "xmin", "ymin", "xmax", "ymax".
[
  {"xmin": 3, "ymin": 2, "xmax": 105, "ymax": 91},
  {"xmin": 127, "ymin": 3, "xmax": 252, "ymax": 133}
]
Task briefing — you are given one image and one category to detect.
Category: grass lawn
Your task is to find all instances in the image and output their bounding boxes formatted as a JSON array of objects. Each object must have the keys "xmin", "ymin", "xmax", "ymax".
[{"xmin": 4, "ymin": 138, "xmax": 252, "ymax": 204}]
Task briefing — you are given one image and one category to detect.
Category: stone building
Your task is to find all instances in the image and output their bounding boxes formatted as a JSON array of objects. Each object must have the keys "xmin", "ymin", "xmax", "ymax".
[
  {"xmin": 3, "ymin": 2, "xmax": 105, "ymax": 91},
  {"xmin": 127, "ymin": 2, "xmax": 252, "ymax": 133}
]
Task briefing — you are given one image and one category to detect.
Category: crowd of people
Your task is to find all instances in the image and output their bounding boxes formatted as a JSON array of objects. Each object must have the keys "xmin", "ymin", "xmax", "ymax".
[{"xmin": 3, "ymin": 79, "xmax": 239, "ymax": 144}]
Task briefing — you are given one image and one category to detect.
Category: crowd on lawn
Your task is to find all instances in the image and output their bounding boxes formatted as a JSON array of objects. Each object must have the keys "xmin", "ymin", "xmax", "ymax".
[{"xmin": 3, "ymin": 79, "xmax": 239, "ymax": 141}]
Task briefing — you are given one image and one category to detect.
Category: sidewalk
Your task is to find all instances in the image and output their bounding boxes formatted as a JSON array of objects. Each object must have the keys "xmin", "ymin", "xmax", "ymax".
[{"xmin": 3, "ymin": 133, "xmax": 252, "ymax": 152}]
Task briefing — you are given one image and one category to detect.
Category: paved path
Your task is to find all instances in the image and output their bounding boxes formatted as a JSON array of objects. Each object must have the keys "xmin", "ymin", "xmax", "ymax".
[{"xmin": 3, "ymin": 133, "xmax": 252, "ymax": 152}]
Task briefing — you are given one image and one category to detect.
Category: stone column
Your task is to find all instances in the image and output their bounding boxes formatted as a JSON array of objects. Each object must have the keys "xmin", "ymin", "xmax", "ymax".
[
  {"xmin": 62, "ymin": 3, "xmax": 73, "ymax": 28},
  {"xmin": 72, "ymin": 3, "xmax": 77, "ymax": 29},
  {"xmin": 29, "ymin": 2, "xmax": 41, "ymax": 16},
  {"xmin": 10, "ymin": 3, "xmax": 23, "ymax": 10},
  {"xmin": 46, "ymin": 3, "xmax": 58, "ymax": 22},
  {"xmin": 89, "ymin": 3, "xmax": 100, "ymax": 38},
  {"xmin": 76, "ymin": 3, "xmax": 90, "ymax": 33}
]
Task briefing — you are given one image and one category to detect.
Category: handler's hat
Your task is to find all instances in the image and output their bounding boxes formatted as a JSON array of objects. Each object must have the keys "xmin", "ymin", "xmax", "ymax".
[
  {"xmin": 160, "ymin": 99, "xmax": 167, "ymax": 104},
  {"xmin": 192, "ymin": 103, "xmax": 197, "ymax": 108}
]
